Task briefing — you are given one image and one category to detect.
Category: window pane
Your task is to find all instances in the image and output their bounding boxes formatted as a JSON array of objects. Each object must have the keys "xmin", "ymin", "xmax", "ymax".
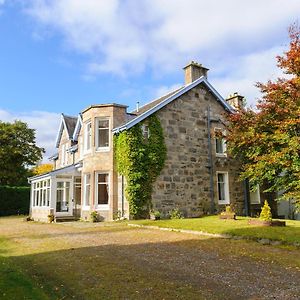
[
  {"xmin": 98, "ymin": 174, "xmax": 108, "ymax": 183},
  {"xmin": 84, "ymin": 174, "xmax": 90, "ymax": 206},
  {"xmin": 57, "ymin": 182, "xmax": 63, "ymax": 189},
  {"xmin": 46, "ymin": 188, "xmax": 50, "ymax": 206},
  {"xmin": 216, "ymin": 138, "xmax": 224, "ymax": 154},
  {"xmin": 98, "ymin": 184, "xmax": 108, "ymax": 205},
  {"xmin": 99, "ymin": 128, "xmax": 109, "ymax": 147},
  {"xmin": 99, "ymin": 120, "xmax": 109, "ymax": 128},
  {"xmin": 218, "ymin": 182, "xmax": 225, "ymax": 201}
]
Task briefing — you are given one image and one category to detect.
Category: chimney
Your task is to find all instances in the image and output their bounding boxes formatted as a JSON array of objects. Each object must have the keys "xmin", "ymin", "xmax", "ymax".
[
  {"xmin": 136, "ymin": 101, "xmax": 140, "ymax": 113},
  {"xmin": 226, "ymin": 92, "xmax": 245, "ymax": 110},
  {"xmin": 183, "ymin": 61, "xmax": 209, "ymax": 85}
]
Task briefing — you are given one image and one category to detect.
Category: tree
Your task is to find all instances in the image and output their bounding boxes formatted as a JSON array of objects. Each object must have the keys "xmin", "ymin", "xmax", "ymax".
[
  {"xmin": 0, "ymin": 120, "xmax": 44, "ymax": 186},
  {"xmin": 32, "ymin": 164, "xmax": 53, "ymax": 176},
  {"xmin": 260, "ymin": 200, "xmax": 272, "ymax": 221},
  {"xmin": 227, "ymin": 24, "xmax": 300, "ymax": 210}
]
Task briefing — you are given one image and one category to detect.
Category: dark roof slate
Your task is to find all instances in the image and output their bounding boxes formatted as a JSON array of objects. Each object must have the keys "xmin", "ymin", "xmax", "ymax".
[
  {"xmin": 63, "ymin": 114, "xmax": 77, "ymax": 138},
  {"xmin": 131, "ymin": 88, "xmax": 183, "ymax": 116}
]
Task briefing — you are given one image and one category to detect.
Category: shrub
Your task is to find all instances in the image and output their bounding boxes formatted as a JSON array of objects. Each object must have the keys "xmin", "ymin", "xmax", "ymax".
[
  {"xmin": 90, "ymin": 211, "xmax": 99, "ymax": 223},
  {"xmin": 260, "ymin": 200, "xmax": 272, "ymax": 221},
  {"xmin": 0, "ymin": 186, "xmax": 30, "ymax": 216},
  {"xmin": 169, "ymin": 208, "xmax": 183, "ymax": 219}
]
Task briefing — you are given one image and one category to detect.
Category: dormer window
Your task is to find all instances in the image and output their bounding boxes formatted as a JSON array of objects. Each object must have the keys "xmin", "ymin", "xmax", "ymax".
[
  {"xmin": 141, "ymin": 124, "xmax": 150, "ymax": 139},
  {"xmin": 96, "ymin": 118, "xmax": 110, "ymax": 151},
  {"xmin": 215, "ymin": 128, "xmax": 227, "ymax": 156},
  {"xmin": 84, "ymin": 121, "xmax": 92, "ymax": 152}
]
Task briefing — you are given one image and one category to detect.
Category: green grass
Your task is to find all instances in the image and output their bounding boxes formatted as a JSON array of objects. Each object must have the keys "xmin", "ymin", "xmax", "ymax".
[
  {"xmin": 0, "ymin": 237, "xmax": 52, "ymax": 300},
  {"xmin": 131, "ymin": 216, "xmax": 300, "ymax": 244}
]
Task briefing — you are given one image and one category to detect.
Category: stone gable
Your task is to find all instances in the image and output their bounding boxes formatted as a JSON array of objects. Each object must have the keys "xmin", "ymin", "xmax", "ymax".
[{"xmin": 152, "ymin": 83, "xmax": 244, "ymax": 217}]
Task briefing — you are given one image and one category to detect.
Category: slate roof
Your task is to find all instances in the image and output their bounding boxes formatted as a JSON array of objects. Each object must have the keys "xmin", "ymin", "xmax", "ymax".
[
  {"xmin": 113, "ymin": 76, "xmax": 234, "ymax": 133},
  {"xmin": 63, "ymin": 114, "xmax": 77, "ymax": 138},
  {"xmin": 131, "ymin": 88, "xmax": 183, "ymax": 116}
]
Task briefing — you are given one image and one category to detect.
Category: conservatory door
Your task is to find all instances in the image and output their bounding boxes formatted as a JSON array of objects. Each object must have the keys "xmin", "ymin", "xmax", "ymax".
[{"xmin": 56, "ymin": 181, "xmax": 73, "ymax": 216}]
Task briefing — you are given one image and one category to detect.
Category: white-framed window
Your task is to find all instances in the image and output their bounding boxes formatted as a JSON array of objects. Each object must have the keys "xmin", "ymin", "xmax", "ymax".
[
  {"xmin": 141, "ymin": 124, "xmax": 150, "ymax": 139},
  {"xmin": 217, "ymin": 172, "xmax": 230, "ymax": 204},
  {"xmin": 84, "ymin": 121, "xmax": 92, "ymax": 152},
  {"xmin": 83, "ymin": 174, "xmax": 91, "ymax": 208},
  {"xmin": 215, "ymin": 128, "xmax": 227, "ymax": 156},
  {"xmin": 95, "ymin": 118, "xmax": 110, "ymax": 151},
  {"xmin": 95, "ymin": 172, "xmax": 109, "ymax": 209},
  {"xmin": 250, "ymin": 185, "xmax": 261, "ymax": 204},
  {"xmin": 32, "ymin": 179, "xmax": 51, "ymax": 207}
]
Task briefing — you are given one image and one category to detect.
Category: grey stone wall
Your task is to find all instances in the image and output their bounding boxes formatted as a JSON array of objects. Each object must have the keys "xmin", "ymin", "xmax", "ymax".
[{"xmin": 152, "ymin": 83, "xmax": 244, "ymax": 217}]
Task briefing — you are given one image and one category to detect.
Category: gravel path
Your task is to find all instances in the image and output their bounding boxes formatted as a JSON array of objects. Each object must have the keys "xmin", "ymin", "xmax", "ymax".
[{"xmin": 1, "ymin": 218, "xmax": 299, "ymax": 299}]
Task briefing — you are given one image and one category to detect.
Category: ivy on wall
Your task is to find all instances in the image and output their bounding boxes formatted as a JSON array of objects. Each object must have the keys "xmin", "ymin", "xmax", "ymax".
[{"xmin": 114, "ymin": 115, "xmax": 167, "ymax": 218}]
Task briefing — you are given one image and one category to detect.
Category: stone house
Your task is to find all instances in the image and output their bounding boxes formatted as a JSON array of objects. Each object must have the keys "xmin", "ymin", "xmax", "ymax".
[{"xmin": 29, "ymin": 61, "xmax": 262, "ymax": 222}]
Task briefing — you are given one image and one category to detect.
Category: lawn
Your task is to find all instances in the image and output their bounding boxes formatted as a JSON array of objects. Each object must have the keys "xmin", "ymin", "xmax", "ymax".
[
  {"xmin": 0, "ymin": 216, "xmax": 299, "ymax": 299},
  {"xmin": 131, "ymin": 216, "xmax": 300, "ymax": 244}
]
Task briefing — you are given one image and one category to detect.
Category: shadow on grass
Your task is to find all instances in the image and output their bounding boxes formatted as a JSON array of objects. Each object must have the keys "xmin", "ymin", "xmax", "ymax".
[{"xmin": 1, "ymin": 236, "xmax": 300, "ymax": 300}]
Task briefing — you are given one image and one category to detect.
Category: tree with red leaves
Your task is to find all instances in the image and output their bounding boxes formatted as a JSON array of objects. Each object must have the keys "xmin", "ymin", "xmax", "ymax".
[{"xmin": 227, "ymin": 24, "xmax": 300, "ymax": 210}]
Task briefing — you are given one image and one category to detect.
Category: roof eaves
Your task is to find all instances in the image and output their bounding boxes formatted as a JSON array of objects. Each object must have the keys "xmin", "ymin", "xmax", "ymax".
[{"xmin": 72, "ymin": 113, "xmax": 83, "ymax": 141}]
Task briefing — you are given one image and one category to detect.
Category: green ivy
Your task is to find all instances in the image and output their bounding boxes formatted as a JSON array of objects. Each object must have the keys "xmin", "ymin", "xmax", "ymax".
[{"xmin": 114, "ymin": 115, "xmax": 167, "ymax": 218}]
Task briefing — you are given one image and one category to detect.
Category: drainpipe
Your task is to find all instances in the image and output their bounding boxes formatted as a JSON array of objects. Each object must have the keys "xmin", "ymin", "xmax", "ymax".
[
  {"xmin": 207, "ymin": 106, "xmax": 215, "ymax": 214},
  {"xmin": 243, "ymin": 179, "xmax": 250, "ymax": 216}
]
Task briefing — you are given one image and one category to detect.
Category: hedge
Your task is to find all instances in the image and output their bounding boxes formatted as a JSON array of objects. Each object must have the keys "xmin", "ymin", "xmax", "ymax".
[{"xmin": 0, "ymin": 186, "xmax": 30, "ymax": 216}]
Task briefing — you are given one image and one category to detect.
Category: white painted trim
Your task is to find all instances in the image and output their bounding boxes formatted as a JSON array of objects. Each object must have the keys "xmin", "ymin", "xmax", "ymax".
[
  {"xmin": 72, "ymin": 114, "xmax": 83, "ymax": 141},
  {"xmin": 95, "ymin": 117, "xmax": 111, "ymax": 152},
  {"xmin": 83, "ymin": 121, "xmax": 92, "ymax": 154},
  {"xmin": 82, "ymin": 173, "xmax": 91, "ymax": 209},
  {"xmin": 95, "ymin": 172, "xmax": 110, "ymax": 210},
  {"xmin": 216, "ymin": 171, "xmax": 230, "ymax": 204},
  {"xmin": 214, "ymin": 127, "xmax": 227, "ymax": 157},
  {"xmin": 250, "ymin": 185, "xmax": 261, "ymax": 204}
]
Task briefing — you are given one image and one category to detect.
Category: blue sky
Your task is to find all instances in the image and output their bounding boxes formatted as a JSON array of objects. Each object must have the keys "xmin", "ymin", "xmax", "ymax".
[{"xmin": 0, "ymin": 0, "xmax": 299, "ymax": 160}]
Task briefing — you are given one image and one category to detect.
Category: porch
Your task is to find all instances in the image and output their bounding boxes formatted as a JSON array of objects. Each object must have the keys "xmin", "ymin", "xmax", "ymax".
[{"xmin": 29, "ymin": 163, "xmax": 82, "ymax": 222}]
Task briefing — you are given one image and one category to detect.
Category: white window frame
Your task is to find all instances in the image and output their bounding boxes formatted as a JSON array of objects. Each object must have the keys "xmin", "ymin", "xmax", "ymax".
[
  {"xmin": 95, "ymin": 118, "xmax": 110, "ymax": 152},
  {"xmin": 95, "ymin": 172, "xmax": 110, "ymax": 210},
  {"xmin": 215, "ymin": 128, "xmax": 227, "ymax": 157},
  {"xmin": 250, "ymin": 185, "xmax": 261, "ymax": 204},
  {"xmin": 84, "ymin": 121, "xmax": 92, "ymax": 153},
  {"xmin": 32, "ymin": 178, "xmax": 51, "ymax": 208},
  {"xmin": 216, "ymin": 171, "xmax": 230, "ymax": 204},
  {"xmin": 141, "ymin": 124, "xmax": 150, "ymax": 139},
  {"xmin": 83, "ymin": 174, "xmax": 91, "ymax": 209}
]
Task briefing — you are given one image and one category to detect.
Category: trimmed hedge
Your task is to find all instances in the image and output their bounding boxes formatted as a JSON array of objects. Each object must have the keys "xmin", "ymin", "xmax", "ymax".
[{"xmin": 0, "ymin": 186, "xmax": 30, "ymax": 216}]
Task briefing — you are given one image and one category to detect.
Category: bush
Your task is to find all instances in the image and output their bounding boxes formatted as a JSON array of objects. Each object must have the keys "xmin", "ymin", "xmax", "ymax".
[
  {"xmin": 169, "ymin": 208, "xmax": 183, "ymax": 219},
  {"xmin": 90, "ymin": 211, "xmax": 99, "ymax": 222},
  {"xmin": 260, "ymin": 200, "xmax": 272, "ymax": 221},
  {"xmin": 0, "ymin": 186, "xmax": 30, "ymax": 216}
]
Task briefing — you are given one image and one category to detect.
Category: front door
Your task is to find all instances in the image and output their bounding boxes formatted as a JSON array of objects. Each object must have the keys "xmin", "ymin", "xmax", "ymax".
[{"xmin": 56, "ymin": 181, "xmax": 73, "ymax": 216}]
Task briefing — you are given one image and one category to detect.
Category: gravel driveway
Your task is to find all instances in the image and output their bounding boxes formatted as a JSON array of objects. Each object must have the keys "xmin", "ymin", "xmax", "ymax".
[{"xmin": 1, "ymin": 217, "xmax": 299, "ymax": 299}]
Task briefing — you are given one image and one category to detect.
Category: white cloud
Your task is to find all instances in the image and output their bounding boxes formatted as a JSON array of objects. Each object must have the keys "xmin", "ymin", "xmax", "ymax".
[
  {"xmin": 22, "ymin": 0, "xmax": 300, "ymax": 103},
  {"xmin": 211, "ymin": 46, "xmax": 286, "ymax": 106},
  {"xmin": 154, "ymin": 83, "xmax": 182, "ymax": 99},
  {"xmin": 0, "ymin": 109, "xmax": 60, "ymax": 162}
]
